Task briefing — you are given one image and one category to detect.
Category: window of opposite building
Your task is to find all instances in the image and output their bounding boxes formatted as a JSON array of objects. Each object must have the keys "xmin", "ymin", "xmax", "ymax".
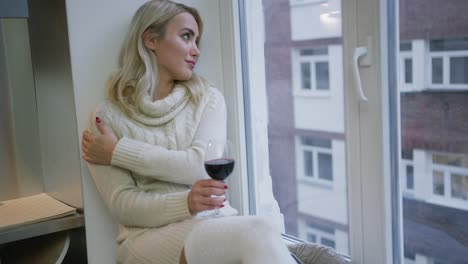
[
  {"xmin": 297, "ymin": 136, "xmax": 333, "ymax": 185},
  {"xmin": 399, "ymin": 42, "xmax": 413, "ymax": 91},
  {"xmin": 401, "ymin": 159, "xmax": 415, "ymax": 196},
  {"xmin": 305, "ymin": 222, "xmax": 336, "ymax": 249},
  {"xmin": 431, "ymin": 152, "xmax": 468, "ymax": 208},
  {"xmin": 294, "ymin": 47, "xmax": 330, "ymax": 96},
  {"xmin": 428, "ymin": 37, "xmax": 468, "ymax": 90}
]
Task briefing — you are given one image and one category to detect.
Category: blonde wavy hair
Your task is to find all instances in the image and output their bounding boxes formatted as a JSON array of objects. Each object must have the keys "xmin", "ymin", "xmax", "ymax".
[{"xmin": 107, "ymin": 0, "xmax": 208, "ymax": 114}]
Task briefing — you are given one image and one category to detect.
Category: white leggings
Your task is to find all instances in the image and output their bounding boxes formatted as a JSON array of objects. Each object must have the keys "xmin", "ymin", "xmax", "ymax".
[{"xmin": 184, "ymin": 216, "xmax": 296, "ymax": 264}]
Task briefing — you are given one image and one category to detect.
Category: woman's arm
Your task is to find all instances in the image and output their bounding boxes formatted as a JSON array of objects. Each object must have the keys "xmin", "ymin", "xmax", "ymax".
[
  {"xmin": 85, "ymin": 111, "xmax": 226, "ymax": 227},
  {"xmin": 85, "ymin": 113, "xmax": 190, "ymax": 227},
  {"xmin": 110, "ymin": 88, "xmax": 227, "ymax": 185}
]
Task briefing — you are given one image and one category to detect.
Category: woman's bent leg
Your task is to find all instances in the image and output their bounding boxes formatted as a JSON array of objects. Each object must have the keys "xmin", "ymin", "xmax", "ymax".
[{"xmin": 184, "ymin": 216, "xmax": 295, "ymax": 264}]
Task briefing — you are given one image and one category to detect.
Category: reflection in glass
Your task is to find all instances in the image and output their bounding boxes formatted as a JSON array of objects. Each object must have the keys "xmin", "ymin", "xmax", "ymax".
[
  {"xmin": 304, "ymin": 150, "xmax": 313, "ymax": 177},
  {"xmin": 301, "ymin": 62, "xmax": 311, "ymax": 89},
  {"xmin": 433, "ymin": 171, "xmax": 445, "ymax": 196},
  {"xmin": 404, "ymin": 58, "xmax": 412, "ymax": 84},
  {"xmin": 450, "ymin": 57, "xmax": 468, "ymax": 84},
  {"xmin": 451, "ymin": 173, "xmax": 468, "ymax": 200},
  {"xmin": 318, "ymin": 152, "xmax": 333, "ymax": 180},
  {"xmin": 316, "ymin": 61, "xmax": 329, "ymax": 90},
  {"xmin": 432, "ymin": 58, "xmax": 443, "ymax": 84},
  {"xmin": 406, "ymin": 165, "xmax": 414, "ymax": 190}
]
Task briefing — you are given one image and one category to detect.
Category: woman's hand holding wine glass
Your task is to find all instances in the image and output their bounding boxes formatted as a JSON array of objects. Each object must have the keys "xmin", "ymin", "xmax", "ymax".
[
  {"xmin": 204, "ymin": 140, "xmax": 235, "ymax": 216},
  {"xmin": 187, "ymin": 179, "xmax": 226, "ymax": 215}
]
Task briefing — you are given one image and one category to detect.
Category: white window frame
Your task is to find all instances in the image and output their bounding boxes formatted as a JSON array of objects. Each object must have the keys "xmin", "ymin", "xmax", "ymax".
[
  {"xmin": 427, "ymin": 50, "xmax": 468, "ymax": 90},
  {"xmin": 293, "ymin": 48, "xmax": 331, "ymax": 97},
  {"xmin": 296, "ymin": 137, "xmax": 334, "ymax": 187}
]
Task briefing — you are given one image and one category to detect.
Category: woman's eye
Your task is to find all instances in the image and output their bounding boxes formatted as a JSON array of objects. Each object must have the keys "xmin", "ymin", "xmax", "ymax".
[{"xmin": 182, "ymin": 33, "xmax": 190, "ymax": 40}]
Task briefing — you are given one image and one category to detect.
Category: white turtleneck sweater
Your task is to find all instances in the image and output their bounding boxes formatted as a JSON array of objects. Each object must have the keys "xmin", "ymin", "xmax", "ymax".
[{"xmin": 86, "ymin": 84, "xmax": 237, "ymax": 264}]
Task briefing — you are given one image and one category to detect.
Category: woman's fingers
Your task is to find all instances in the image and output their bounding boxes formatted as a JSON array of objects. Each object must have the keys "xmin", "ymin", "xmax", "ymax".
[
  {"xmin": 199, "ymin": 187, "xmax": 225, "ymax": 197},
  {"xmin": 189, "ymin": 197, "xmax": 225, "ymax": 213},
  {"xmin": 188, "ymin": 180, "xmax": 228, "ymax": 214}
]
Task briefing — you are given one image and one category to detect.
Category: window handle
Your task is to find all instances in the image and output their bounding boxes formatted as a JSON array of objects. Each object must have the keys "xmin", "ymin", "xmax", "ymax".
[{"xmin": 353, "ymin": 46, "xmax": 369, "ymax": 101}]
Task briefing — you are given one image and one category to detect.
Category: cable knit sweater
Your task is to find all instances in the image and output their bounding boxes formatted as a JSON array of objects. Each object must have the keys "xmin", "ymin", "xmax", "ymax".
[{"xmin": 86, "ymin": 84, "xmax": 237, "ymax": 264}]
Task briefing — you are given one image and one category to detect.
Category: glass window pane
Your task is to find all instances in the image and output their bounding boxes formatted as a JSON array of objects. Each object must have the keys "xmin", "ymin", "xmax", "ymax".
[
  {"xmin": 321, "ymin": 238, "xmax": 336, "ymax": 249},
  {"xmin": 304, "ymin": 150, "xmax": 313, "ymax": 177},
  {"xmin": 430, "ymin": 37, "xmax": 468, "ymax": 52},
  {"xmin": 300, "ymin": 47, "xmax": 328, "ymax": 56},
  {"xmin": 260, "ymin": 0, "xmax": 350, "ymax": 257},
  {"xmin": 449, "ymin": 57, "xmax": 468, "ymax": 84},
  {"xmin": 433, "ymin": 171, "xmax": 445, "ymax": 196},
  {"xmin": 432, "ymin": 58, "xmax": 443, "ymax": 84},
  {"xmin": 399, "ymin": 2, "xmax": 468, "ymax": 264},
  {"xmin": 432, "ymin": 153, "xmax": 468, "ymax": 168},
  {"xmin": 400, "ymin": 42, "xmax": 412, "ymax": 51},
  {"xmin": 315, "ymin": 62, "xmax": 330, "ymax": 90},
  {"xmin": 451, "ymin": 173, "xmax": 468, "ymax": 200},
  {"xmin": 301, "ymin": 137, "xmax": 331, "ymax": 148},
  {"xmin": 404, "ymin": 58, "xmax": 413, "ymax": 84},
  {"xmin": 301, "ymin": 62, "xmax": 311, "ymax": 89},
  {"xmin": 406, "ymin": 165, "xmax": 414, "ymax": 190},
  {"xmin": 307, "ymin": 233, "xmax": 317, "ymax": 243},
  {"xmin": 318, "ymin": 153, "xmax": 333, "ymax": 181}
]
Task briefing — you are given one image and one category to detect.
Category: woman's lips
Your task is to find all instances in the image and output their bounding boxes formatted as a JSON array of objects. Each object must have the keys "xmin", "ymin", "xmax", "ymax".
[{"xmin": 186, "ymin": 60, "xmax": 196, "ymax": 68}]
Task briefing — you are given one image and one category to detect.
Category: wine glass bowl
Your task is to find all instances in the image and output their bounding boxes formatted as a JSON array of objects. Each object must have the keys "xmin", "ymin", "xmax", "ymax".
[
  {"xmin": 204, "ymin": 158, "xmax": 235, "ymax": 181},
  {"xmin": 204, "ymin": 140, "xmax": 235, "ymax": 181}
]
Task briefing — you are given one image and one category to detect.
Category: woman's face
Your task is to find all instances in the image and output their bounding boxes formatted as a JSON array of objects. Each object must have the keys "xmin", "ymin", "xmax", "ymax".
[{"xmin": 150, "ymin": 12, "xmax": 200, "ymax": 82}]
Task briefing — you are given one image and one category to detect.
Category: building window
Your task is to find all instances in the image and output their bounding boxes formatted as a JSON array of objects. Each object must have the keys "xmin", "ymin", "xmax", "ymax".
[
  {"xmin": 401, "ymin": 157, "xmax": 414, "ymax": 195},
  {"xmin": 404, "ymin": 58, "xmax": 413, "ymax": 84},
  {"xmin": 298, "ymin": 136, "xmax": 333, "ymax": 184},
  {"xmin": 294, "ymin": 48, "xmax": 330, "ymax": 96},
  {"xmin": 306, "ymin": 223, "xmax": 336, "ymax": 249},
  {"xmin": 431, "ymin": 153, "xmax": 468, "ymax": 207},
  {"xmin": 406, "ymin": 165, "xmax": 414, "ymax": 190},
  {"xmin": 399, "ymin": 42, "xmax": 413, "ymax": 91},
  {"xmin": 428, "ymin": 37, "xmax": 468, "ymax": 89}
]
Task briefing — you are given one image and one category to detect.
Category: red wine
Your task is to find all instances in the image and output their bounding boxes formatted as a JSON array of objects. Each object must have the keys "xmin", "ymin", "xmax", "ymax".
[{"xmin": 204, "ymin": 158, "xmax": 235, "ymax": 181}]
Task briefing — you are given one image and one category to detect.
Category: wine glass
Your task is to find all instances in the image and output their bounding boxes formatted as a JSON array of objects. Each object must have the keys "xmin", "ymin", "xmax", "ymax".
[{"xmin": 204, "ymin": 139, "xmax": 235, "ymax": 216}]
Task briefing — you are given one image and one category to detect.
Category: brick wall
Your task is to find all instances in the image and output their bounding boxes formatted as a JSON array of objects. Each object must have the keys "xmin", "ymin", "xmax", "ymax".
[
  {"xmin": 400, "ymin": 0, "xmax": 468, "ymax": 40},
  {"xmin": 401, "ymin": 92, "xmax": 468, "ymax": 155}
]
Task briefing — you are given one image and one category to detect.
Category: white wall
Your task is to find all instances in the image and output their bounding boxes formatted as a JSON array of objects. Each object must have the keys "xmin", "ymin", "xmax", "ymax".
[
  {"xmin": 294, "ymin": 45, "xmax": 344, "ymax": 133},
  {"xmin": 290, "ymin": 0, "xmax": 342, "ymax": 41},
  {"xmin": 65, "ymin": 0, "xmax": 224, "ymax": 262}
]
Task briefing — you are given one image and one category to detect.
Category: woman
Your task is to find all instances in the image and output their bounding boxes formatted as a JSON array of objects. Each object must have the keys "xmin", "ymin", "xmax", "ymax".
[{"xmin": 82, "ymin": 1, "xmax": 296, "ymax": 263}]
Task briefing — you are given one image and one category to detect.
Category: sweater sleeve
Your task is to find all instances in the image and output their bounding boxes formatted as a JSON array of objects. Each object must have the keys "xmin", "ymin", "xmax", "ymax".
[
  {"xmin": 111, "ymin": 89, "xmax": 227, "ymax": 185},
  {"xmin": 86, "ymin": 110, "xmax": 192, "ymax": 228}
]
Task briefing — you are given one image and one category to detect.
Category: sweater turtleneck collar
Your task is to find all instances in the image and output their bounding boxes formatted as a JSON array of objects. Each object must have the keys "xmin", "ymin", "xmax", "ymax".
[{"xmin": 129, "ymin": 84, "xmax": 191, "ymax": 126}]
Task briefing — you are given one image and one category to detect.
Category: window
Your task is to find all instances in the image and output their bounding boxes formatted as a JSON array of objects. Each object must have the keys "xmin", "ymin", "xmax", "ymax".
[
  {"xmin": 297, "ymin": 136, "xmax": 333, "ymax": 184},
  {"xmin": 428, "ymin": 38, "xmax": 468, "ymax": 89},
  {"xmin": 406, "ymin": 165, "xmax": 414, "ymax": 190},
  {"xmin": 431, "ymin": 153, "xmax": 468, "ymax": 206},
  {"xmin": 294, "ymin": 48, "xmax": 330, "ymax": 96},
  {"xmin": 399, "ymin": 42, "xmax": 413, "ymax": 91},
  {"xmin": 305, "ymin": 222, "xmax": 336, "ymax": 249}
]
